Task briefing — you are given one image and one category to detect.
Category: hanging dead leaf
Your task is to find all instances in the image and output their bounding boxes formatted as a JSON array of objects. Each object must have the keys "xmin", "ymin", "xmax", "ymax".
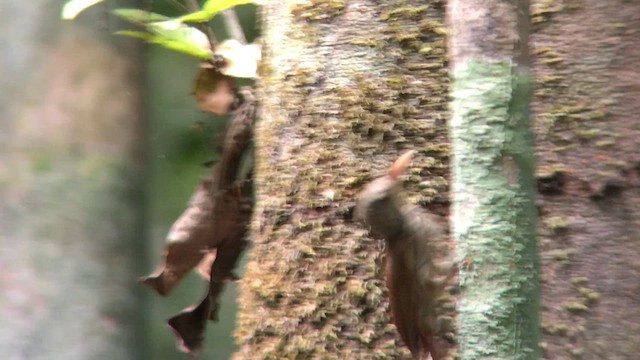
[
  {"xmin": 194, "ymin": 249, "xmax": 217, "ymax": 280},
  {"xmin": 193, "ymin": 67, "xmax": 235, "ymax": 115},
  {"xmin": 167, "ymin": 294, "xmax": 210, "ymax": 355},
  {"xmin": 143, "ymin": 88, "xmax": 256, "ymax": 354},
  {"xmin": 167, "ymin": 176, "xmax": 252, "ymax": 355},
  {"xmin": 141, "ymin": 172, "xmax": 217, "ymax": 295}
]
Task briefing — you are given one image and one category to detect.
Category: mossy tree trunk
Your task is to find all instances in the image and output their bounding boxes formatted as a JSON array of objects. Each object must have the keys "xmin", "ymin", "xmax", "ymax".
[
  {"xmin": 234, "ymin": 1, "xmax": 451, "ymax": 358},
  {"xmin": 531, "ymin": 1, "xmax": 640, "ymax": 359},
  {"xmin": 0, "ymin": 1, "xmax": 146, "ymax": 359},
  {"xmin": 234, "ymin": 0, "xmax": 640, "ymax": 359},
  {"xmin": 447, "ymin": 1, "xmax": 540, "ymax": 359}
]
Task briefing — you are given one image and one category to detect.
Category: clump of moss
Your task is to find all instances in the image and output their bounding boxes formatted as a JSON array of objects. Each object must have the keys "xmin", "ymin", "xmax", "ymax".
[
  {"xmin": 547, "ymin": 249, "xmax": 570, "ymax": 264},
  {"xmin": 577, "ymin": 128, "xmax": 601, "ymax": 140},
  {"xmin": 544, "ymin": 215, "xmax": 569, "ymax": 234},
  {"xmin": 570, "ymin": 277, "xmax": 589, "ymax": 285},
  {"xmin": 290, "ymin": 0, "xmax": 346, "ymax": 21},
  {"xmin": 577, "ymin": 287, "xmax": 600, "ymax": 304},
  {"xmin": 536, "ymin": 163, "xmax": 566, "ymax": 179},
  {"xmin": 541, "ymin": 321, "xmax": 569, "ymax": 336},
  {"xmin": 379, "ymin": 5, "xmax": 430, "ymax": 21},
  {"xmin": 568, "ymin": 347, "xmax": 584, "ymax": 358},
  {"xmin": 562, "ymin": 300, "xmax": 589, "ymax": 314},
  {"xmin": 595, "ymin": 139, "xmax": 615, "ymax": 148},
  {"xmin": 531, "ymin": 0, "xmax": 562, "ymax": 24}
]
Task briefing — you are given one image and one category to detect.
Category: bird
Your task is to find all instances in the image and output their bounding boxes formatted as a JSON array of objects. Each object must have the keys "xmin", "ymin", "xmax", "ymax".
[{"xmin": 356, "ymin": 151, "xmax": 454, "ymax": 360}]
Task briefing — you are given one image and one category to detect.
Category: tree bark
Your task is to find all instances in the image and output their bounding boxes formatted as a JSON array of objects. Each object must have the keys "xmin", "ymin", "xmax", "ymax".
[
  {"xmin": 531, "ymin": 1, "xmax": 640, "ymax": 359},
  {"xmin": 448, "ymin": 1, "xmax": 540, "ymax": 359},
  {"xmin": 234, "ymin": 1, "xmax": 450, "ymax": 358},
  {"xmin": 0, "ymin": 1, "xmax": 146, "ymax": 359},
  {"xmin": 233, "ymin": 1, "xmax": 640, "ymax": 359}
]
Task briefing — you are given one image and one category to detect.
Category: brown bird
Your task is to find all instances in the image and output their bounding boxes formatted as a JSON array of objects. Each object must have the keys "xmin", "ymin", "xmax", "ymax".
[{"xmin": 356, "ymin": 151, "xmax": 454, "ymax": 360}]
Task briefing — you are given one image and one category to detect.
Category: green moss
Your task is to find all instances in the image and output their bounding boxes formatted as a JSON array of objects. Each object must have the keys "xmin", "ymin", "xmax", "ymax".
[
  {"xmin": 568, "ymin": 347, "xmax": 585, "ymax": 358},
  {"xmin": 562, "ymin": 300, "xmax": 589, "ymax": 314},
  {"xmin": 532, "ymin": 47, "xmax": 555, "ymax": 56},
  {"xmin": 341, "ymin": 174, "xmax": 369, "ymax": 189},
  {"xmin": 567, "ymin": 324, "xmax": 585, "ymax": 338},
  {"xmin": 552, "ymin": 144, "xmax": 578, "ymax": 152},
  {"xmin": 569, "ymin": 110, "xmax": 607, "ymax": 122},
  {"xmin": 419, "ymin": 45, "xmax": 433, "ymax": 54},
  {"xmin": 383, "ymin": 74, "xmax": 408, "ymax": 87},
  {"xmin": 537, "ymin": 74, "xmax": 564, "ymax": 84},
  {"xmin": 570, "ymin": 277, "xmax": 590, "ymax": 285},
  {"xmin": 541, "ymin": 321, "xmax": 569, "ymax": 336},
  {"xmin": 577, "ymin": 129, "xmax": 601, "ymax": 140},
  {"xmin": 539, "ymin": 341, "xmax": 548, "ymax": 352},
  {"xmin": 577, "ymin": 287, "xmax": 600, "ymax": 304},
  {"xmin": 536, "ymin": 163, "xmax": 565, "ymax": 178},
  {"xmin": 595, "ymin": 139, "xmax": 615, "ymax": 148},
  {"xmin": 544, "ymin": 216, "xmax": 569, "ymax": 233},
  {"xmin": 537, "ymin": 49, "xmax": 565, "ymax": 68},
  {"xmin": 540, "ymin": 57, "xmax": 564, "ymax": 66},
  {"xmin": 290, "ymin": 0, "xmax": 346, "ymax": 21},
  {"xmin": 379, "ymin": 5, "xmax": 430, "ymax": 21},
  {"xmin": 418, "ymin": 18, "xmax": 446, "ymax": 35},
  {"xmin": 547, "ymin": 249, "xmax": 570, "ymax": 262},
  {"xmin": 346, "ymin": 37, "xmax": 384, "ymax": 48},
  {"xmin": 564, "ymin": 0, "xmax": 582, "ymax": 10},
  {"xmin": 289, "ymin": 334, "xmax": 315, "ymax": 356},
  {"xmin": 531, "ymin": 0, "xmax": 562, "ymax": 24},
  {"xmin": 595, "ymin": 170, "xmax": 618, "ymax": 178}
]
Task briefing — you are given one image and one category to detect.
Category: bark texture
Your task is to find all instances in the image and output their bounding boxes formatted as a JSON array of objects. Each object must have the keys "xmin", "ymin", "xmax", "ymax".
[
  {"xmin": 531, "ymin": 1, "xmax": 640, "ymax": 359},
  {"xmin": 234, "ymin": 1, "xmax": 451, "ymax": 358},
  {"xmin": 0, "ymin": 2, "xmax": 145, "ymax": 359},
  {"xmin": 448, "ymin": 1, "xmax": 540, "ymax": 359},
  {"xmin": 234, "ymin": 1, "xmax": 640, "ymax": 359}
]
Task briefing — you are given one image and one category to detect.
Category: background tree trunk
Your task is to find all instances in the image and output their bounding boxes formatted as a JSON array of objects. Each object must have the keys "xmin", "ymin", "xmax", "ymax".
[
  {"xmin": 531, "ymin": 1, "xmax": 640, "ymax": 359},
  {"xmin": 236, "ymin": 1, "xmax": 640, "ymax": 359},
  {"xmin": 448, "ymin": 0, "xmax": 540, "ymax": 359},
  {"xmin": 0, "ymin": 1, "xmax": 146, "ymax": 359},
  {"xmin": 234, "ymin": 1, "xmax": 450, "ymax": 358}
]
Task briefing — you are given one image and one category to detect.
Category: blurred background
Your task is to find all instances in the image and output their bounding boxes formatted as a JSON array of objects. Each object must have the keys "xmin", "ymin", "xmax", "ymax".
[{"xmin": 0, "ymin": 1, "xmax": 257, "ymax": 359}]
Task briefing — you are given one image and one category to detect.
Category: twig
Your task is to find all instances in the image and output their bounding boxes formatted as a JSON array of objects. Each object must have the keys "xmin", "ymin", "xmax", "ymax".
[
  {"xmin": 185, "ymin": 0, "xmax": 218, "ymax": 48},
  {"xmin": 222, "ymin": 9, "xmax": 246, "ymax": 44},
  {"xmin": 168, "ymin": 0, "xmax": 188, "ymax": 12},
  {"xmin": 184, "ymin": 0, "xmax": 200, "ymax": 13}
]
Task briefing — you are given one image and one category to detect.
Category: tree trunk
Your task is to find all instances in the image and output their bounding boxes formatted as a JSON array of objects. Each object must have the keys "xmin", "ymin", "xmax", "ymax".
[
  {"xmin": 0, "ymin": 1, "xmax": 146, "ymax": 359},
  {"xmin": 233, "ymin": 0, "xmax": 640, "ymax": 359},
  {"xmin": 447, "ymin": 1, "xmax": 540, "ymax": 359},
  {"xmin": 531, "ymin": 1, "xmax": 640, "ymax": 359},
  {"xmin": 234, "ymin": 1, "xmax": 450, "ymax": 358}
]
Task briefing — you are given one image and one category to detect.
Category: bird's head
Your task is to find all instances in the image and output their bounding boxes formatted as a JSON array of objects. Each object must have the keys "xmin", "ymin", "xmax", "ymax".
[{"xmin": 355, "ymin": 151, "xmax": 414, "ymax": 238}]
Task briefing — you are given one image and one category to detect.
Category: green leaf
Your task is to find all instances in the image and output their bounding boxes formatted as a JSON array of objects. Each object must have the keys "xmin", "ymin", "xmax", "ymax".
[
  {"xmin": 61, "ymin": 0, "xmax": 105, "ymax": 19},
  {"xmin": 118, "ymin": 29, "xmax": 212, "ymax": 59},
  {"xmin": 146, "ymin": 20, "xmax": 213, "ymax": 59},
  {"xmin": 114, "ymin": 30, "xmax": 153, "ymax": 41},
  {"xmin": 180, "ymin": 0, "xmax": 257, "ymax": 23},
  {"xmin": 150, "ymin": 37, "xmax": 213, "ymax": 59},
  {"xmin": 112, "ymin": 9, "xmax": 169, "ymax": 23}
]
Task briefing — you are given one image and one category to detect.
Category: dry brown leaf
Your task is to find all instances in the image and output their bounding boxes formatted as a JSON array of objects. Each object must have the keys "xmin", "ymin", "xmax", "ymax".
[
  {"xmin": 193, "ymin": 67, "xmax": 235, "ymax": 115},
  {"xmin": 144, "ymin": 87, "xmax": 256, "ymax": 354},
  {"xmin": 194, "ymin": 249, "xmax": 217, "ymax": 280},
  {"xmin": 141, "ymin": 172, "xmax": 216, "ymax": 296}
]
